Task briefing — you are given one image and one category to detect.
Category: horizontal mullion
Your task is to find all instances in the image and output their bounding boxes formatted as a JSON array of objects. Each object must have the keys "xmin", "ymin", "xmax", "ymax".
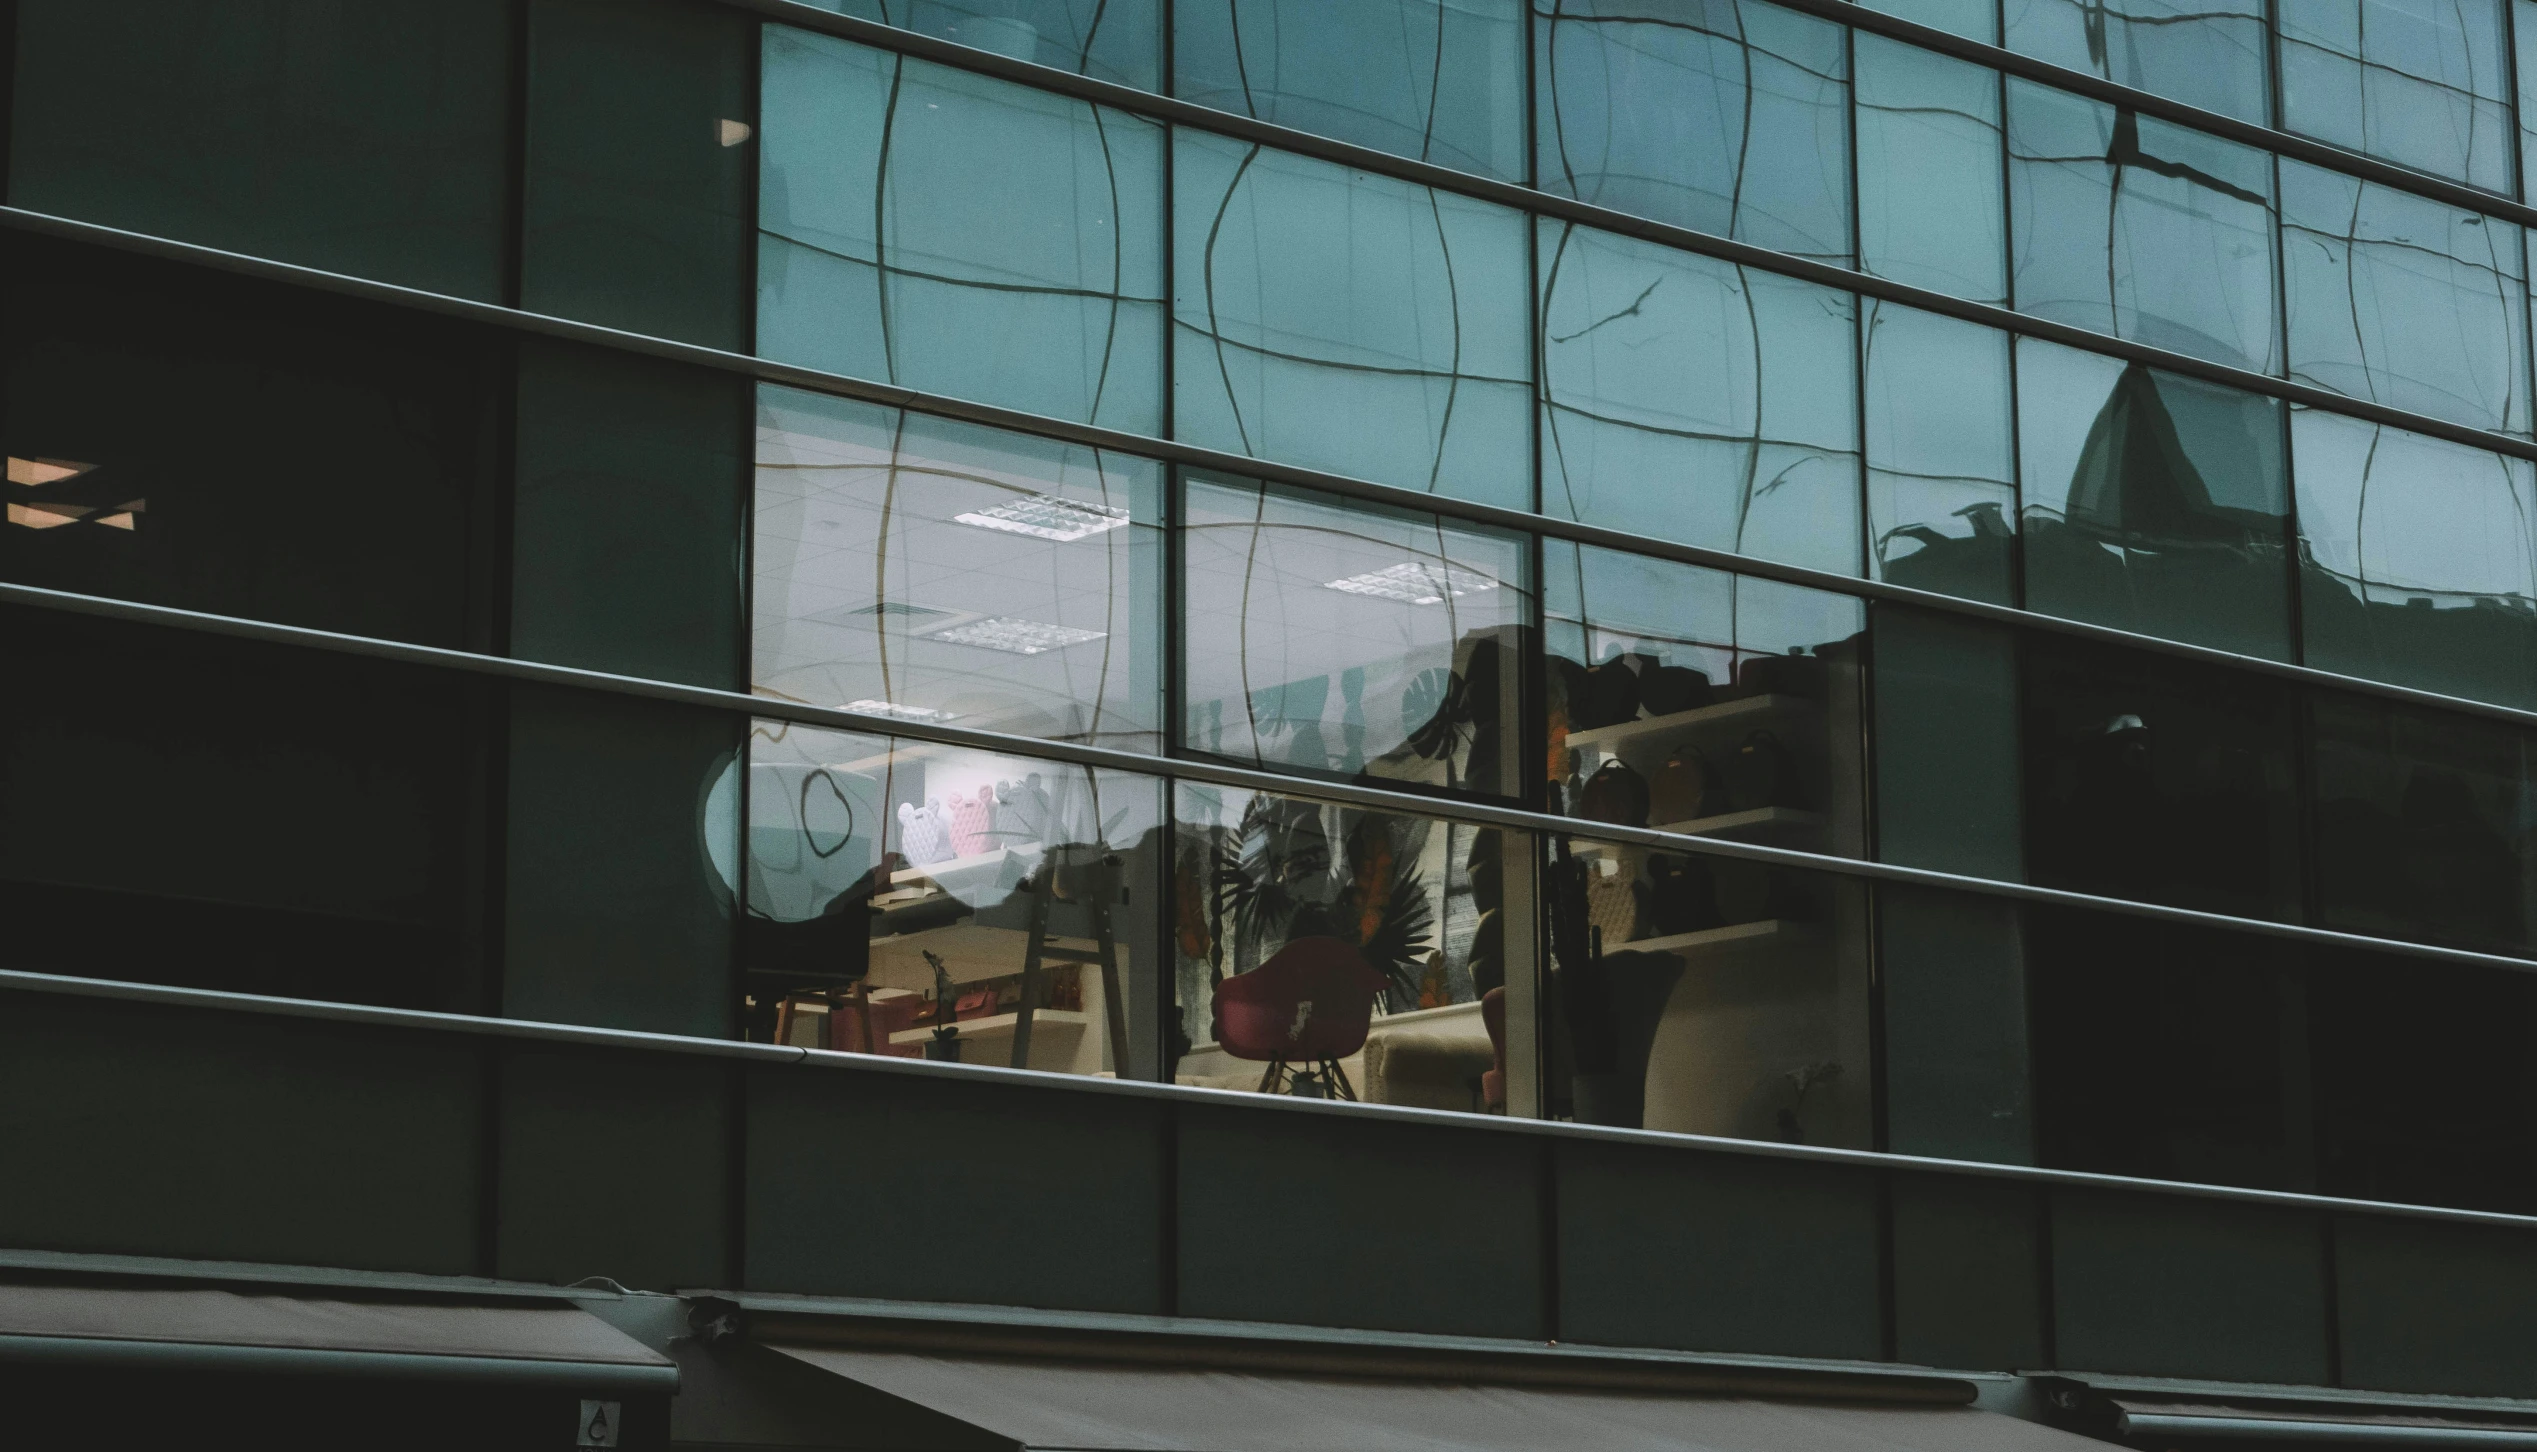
[{"xmin": 11, "ymin": 576, "xmax": 2537, "ymax": 984}]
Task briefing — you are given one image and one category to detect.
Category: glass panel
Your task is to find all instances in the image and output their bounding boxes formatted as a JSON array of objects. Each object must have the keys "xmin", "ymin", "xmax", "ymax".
[
  {"xmin": 2310, "ymin": 690, "xmax": 2537, "ymax": 956},
  {"xmin": 1544, "ymin": 830, "xmax": 1871, "ymax": 1145},
  {"xmin": 743, "ymin": 719, "xmax": 1165, "ymax": 1081},
  {"xmin": 1539, "ymin": 219, "xmax": 1862, "ymax": 575},
  {"xmin": 2280, "ymin": 0, "xmax": 2514, "ymax": 193},
  {"xmin": 758, "ymin": 29, "xmax": 1165, "ymax": 433},
  {"xmin": 9, "ymin": 0, "xmax": 511, "ymax": 300},
  {"xmin": 2016, "ymin": 337, "xmax": 2294, "ymax": 660},
  {"xmin": 1865, "ymin": 302, "xmax": 2017, "ymax": 605},
  {"xmin": 1172, "ymin": 133, "xmax": 1530, "ymax": 509},
  {"xmin": 2002, "ymin": 0, "xmax": 2269, "ymax": 124},
  {"xmin": 792, "ymin": 0, "xmax": 1161, "ymax": 88},
  {"xmin": 2520, "ymin": 0, "xmax": 2537, "ymax": 200},
  {"xmin": 2293, "ymin": 406, "xmax": 2537, "ymax": 709},
  {"xmin": 1533, "ymin": 0, "xmax": 1852, "ymax": 265},
  {"xmin": 2023, "ymin": 634, "xmax": 2304, "ymax": 922},
  {"xmin": 1854, "ymin": 0, "xmax": 1997, "ymax": 42},
  {"xmin": 1173, "ymin": 0, "xmax": 1527, "ymax": 181},
  {"xmin": 1879, "ymin": 885, "xmax": 2031, "ymax": 1163},
  {"xmin": 1182, "ymin": 477, "xmax": 1528, "ymax": 796},
  {"xmin": 1543, "ymin": 542, "xmax": 1867, "ymax": 861},
  {"xmin": 1172, "ymin": 784, "xmax": 1531, "ymax": 1111},
  {"xmin": 2282, "ymin": 161, "xmax": 2529, "ymax": 436},
  {"xmin": 1872, "ymin": 606, "xmax": 2023, "ymax": 880},
  {"xmin": 752, "ymin": 384, "xmax": 1164, "ymax": 752},
  {"xmin": 1854, "ymin": 37, "xmax": 2006, "ymax": 305},
  {"xmin": 2006, "ymin": 83, "xmax": 2280, "ymax": 374}
]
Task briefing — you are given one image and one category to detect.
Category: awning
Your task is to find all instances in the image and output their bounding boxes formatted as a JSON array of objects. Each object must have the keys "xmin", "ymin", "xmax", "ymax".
[
  {"xmin": 0, "ymin": 1279, "xmax": 677, "ymax": 1393},
  {"xmin": 2105, "ymin": 1397, "xmax": 2537, "ymax": 1448},
  {"xmin": 763, "ymin": 1342, "xmax": 2119, "ymax": 1452}
]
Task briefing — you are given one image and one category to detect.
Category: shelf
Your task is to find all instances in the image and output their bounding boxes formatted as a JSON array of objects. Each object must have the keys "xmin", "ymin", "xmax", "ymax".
[
  {"xmin": 1607, "ymin": 919, "xmax": 1820, "ymax": 958},
  {"xmin": 889, "ymin": 1008, "xmax": 1090, "ymax": 1048},
  {"xmin": 886, "ymin": 841, "xmax": 1044, "ymax": 889},
  {"xmin": 1564, "ymin": 694, "xmax": 1822, "ymax": 754},
  {"xmin": 1573, "ymin": 805, "xmax": 1825, "ymax": 847},
  {"xmin": 866, "ymin": 922, "xmax": 1105, "ymax": 990}
]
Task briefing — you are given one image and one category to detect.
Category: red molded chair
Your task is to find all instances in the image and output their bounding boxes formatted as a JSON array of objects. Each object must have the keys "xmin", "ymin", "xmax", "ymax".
[{"xmin": 1212, "ymin": 936, "xmax": 1386, "ymax": 1099}]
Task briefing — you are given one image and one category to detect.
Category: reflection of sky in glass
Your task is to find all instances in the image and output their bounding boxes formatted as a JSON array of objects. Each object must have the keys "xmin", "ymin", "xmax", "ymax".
[
  {"xmin": 1864, "ymin": 302, "xmax": 2017, "ymax": 604},
  {"xmin": 1854, "ymin": 37, "xmax": 2005, "ymax": 305},
  {"xmin": 2003, "ymin": 0, "xmax": 2268, "ymax": 123},
  {"xmin": 792, "ymin": 0, "xmax": 1160, "ymax": 88},
  {"xmin": 2296, "ymin": 409, "xmax": 2537, "ymax": 604},
  {"xmin": 2280, "ymin": 0, "xmax": 2513, "ymax": 193}
]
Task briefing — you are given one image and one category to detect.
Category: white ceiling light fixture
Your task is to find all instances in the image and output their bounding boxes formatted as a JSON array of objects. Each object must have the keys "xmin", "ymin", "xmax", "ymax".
[
  {"xmin": 844, "ymin": 699, "xmax": 956, "ymax": 722},
  {"xmin": 931, "ymin": 616, "xmax": 1107, "ymax": 655},
  {"xmin": 954, "ymin": 493, "xmax": 1129, "ymax": 543},
  {"xmin": 1322, "ymin": 561, "xmax": 1499, "ymax": 605}
]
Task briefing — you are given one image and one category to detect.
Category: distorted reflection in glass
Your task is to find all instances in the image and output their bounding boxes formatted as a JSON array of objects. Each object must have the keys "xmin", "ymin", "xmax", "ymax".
[
  {"xmin": 2294, "ymin": 407, "xmax": 2537, "ymax": 709},
  {"xmin": 791, "ymin": 0, "xmax": 1160, "ymax": 89},
  {"xmin": 1539, "ymin": 219, "xmax": 1861, "ymax": 575},
  {"xmin": 1173, "ymin": 134, "xmax": 1529, "ymax": 509},
  {"xmin": 2017, "ymin": 338, "xmax": 2293, "ymax": 660},
  {"xmin": 2007, "ymin": 83, "xmax": 2279, "ymax": 373},
  {"xmin": 2310, "ymin": 692, "xmax": 2537, "ymax": 956},
  {"xmin": 1854, "ymin": 36, "xmax": 2007, "ymax": 304},
  {"xmin": 2003, "ymin": 0, "xmax": 2268, "ymax": 123},
  {"xmin": 1853, "ymin": 0, "xmax": 1996, "ymax": 41},
  {"xmin": 1865, "ymin": 303, "xmax": 2017, "ymax": 604},
  {"xmin": 2280, "ymin": 0, "xmax": 2513, "ymax": 193},
  {"xmin": 1174, "ymin": 0, "xmax": 1526, "ymax": 180},
  {"xmin": 751, "ymin": 385, "xmax": 1163, "ymax": 751},
  {"xmin": 1172, "ymin": 783, "xmax": 1533, "ymax": 1112},
  {"xmin": 744, "ymin": 719, "xmax": 1163, "ymax": 1079},
  {"xmin": 1534, "ymin": 0, "xmax": 1852, "ymax": 264},
  {"xmin": 2519, "ymin": 0, "xmax": 2537, "ymax": 199},
  {"xmin": 758, "ymin": 28, "xmax": 1164, "ymax": 432},
  {"xmin": 2282, "ymin": 162, "xmax": 2529, "ymax": 436},
  {"xmin": 1182, "ymin": 476, "xmax": 1528, "ymax": 797}
]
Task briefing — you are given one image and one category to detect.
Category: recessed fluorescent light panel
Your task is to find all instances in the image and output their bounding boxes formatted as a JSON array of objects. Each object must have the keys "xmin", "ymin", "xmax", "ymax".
[
  {"xmin": 1322, "ymin": 561, "xmax": 1499, "ymax": 605},
  {"xmin": 931, "ymin": 616, "xmax": 1108, "ymax": 655},
  {"xmin": 954, "ymin": 493, "xmax": 1129, "ymax": 543},
  {"xmin": 844, "ymin": 699, "xmax": 956, "ymax": 722},
  {"xmin": 6, "ymin": 457, "xmax": 95, "ymax": 487}
]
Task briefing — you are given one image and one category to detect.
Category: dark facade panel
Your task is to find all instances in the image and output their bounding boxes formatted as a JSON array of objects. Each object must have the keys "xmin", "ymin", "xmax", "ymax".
[
  {"xmin": 495, "ymin": 1045, "xmax": 734, "ymax": 1292},
  {"xmin": 2335, "ymin": 1214, "xmax": 2537, "ymax": 1399},
  {"xmin": 1889, "ymin": 1173, "xmax": 2045, "ymax": 1372},
  {"xmin": 1554, "ymin": 1139, "xmax": 1880, "ymax": 1360},
  {"xmin": 1176, "ymin": 1106, "xmax": 1542, "ymax": 1340},
  {"xmin": 2049, "ymin": 1188, "xmax": 2329, "ymax": 1384}
]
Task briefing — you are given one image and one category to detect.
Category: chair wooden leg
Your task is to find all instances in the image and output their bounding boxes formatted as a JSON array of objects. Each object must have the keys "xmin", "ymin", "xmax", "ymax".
[
  {"xmin": 1256, "ymin": 1059, "xmax": 1287, "ymax": 1095},
  {"xmin": 1326, "ymin": 1059, "xmax": 1359, "ymax": 1102}
]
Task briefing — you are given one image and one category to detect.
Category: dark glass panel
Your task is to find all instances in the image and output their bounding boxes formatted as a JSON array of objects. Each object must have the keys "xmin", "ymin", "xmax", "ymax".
[
  {"xmin": 1854, "ymin": 37, "xmax": 2007, "ymax": 305},
  {"xmin": 745, "ymin": 720, "xmax": 1163, "ymax": 1081},
  {"xmin": 2003, "ymin": 0, "xmax": 2268, "ymax": 123},
  {"xmin": 1870, "ymin": 605, "xmax": 2021, "ymax": 880},
  {"xmin": 1534, "ymin": 0, "xmax": 1852, "ymax": 265},
  {"xmin": 2281, "ymin": 0, "xmax": 2513, "ymax": 193},
  {"xmin": 10, "ymin": 0, "xmax": 510, "ymax": 300},
  {"xmin": 1, "ymin": 239, "xmax": 503, "ymax": 649},
  {"xmin": 2023, "ymin": 634, "xmax": 2303, "ymax": 922},
  {"xmin": 521, "ymin": 0, "xmax": 756, "ymax": 350},
  {"xmin": 1865, "ymin": 303, "xmax": 2016, "ymax": 604},
  {"xmin": 1174, "ymin": 0, "xmax": 1526, "ymax": 181},
  {"xmin": 1880, "ymin": 887, "xmax": 2032, "ymax": 1163},
  {"xmin": 2017, "ymin": 338, "xmax": 2294, "ymax": 661},
  {"xmin": 1173, "ymin": 134, "xmax": 1530, "ymax": 509},
  {"xmin": 797, "ymin": 0, "xmax": 1161, "ymax": 88}
]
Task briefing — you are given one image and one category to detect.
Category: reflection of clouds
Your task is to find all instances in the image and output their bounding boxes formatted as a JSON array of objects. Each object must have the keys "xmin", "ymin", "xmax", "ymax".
[
  {"xmin": 2277, "ymin": 0, "xmax": 2513, "ymax": 191},
  {"xmin": 2295, "ymin": 408, "xmax": 2537, "ymax": 605}
]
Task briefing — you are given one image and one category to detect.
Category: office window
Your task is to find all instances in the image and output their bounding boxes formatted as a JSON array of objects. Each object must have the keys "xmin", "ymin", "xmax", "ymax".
[
  {"xmin": 2023, "ymin": 634, "xmax": 2303, "ymax": 923},
  {"xmin": 1533, "ymin": 0, "xmax": 1852, "ymax": 265},
  {"xmin": 1173, "ymin": 786, "xmax": 1527, "ymax": 1110},
  {"xmin": 1174, "ymin": 0, "xmax": 1526, "ymax": 181},
  {"xmin": 758, "ymin": 28, "xmax": 1166, "ymax": 433},
  {"xmin": 1865, "ymin": 303, "xmax": 2018, "ymax": 605},
  {"xmin": 2282, "ymin": 163, "xmax": 2529, "ymax": 436},
  {"xmin": 2003, "ymin": 0, "xmax": 2269, "ymax": 124},
  {"xmin": 2281, "ymin": 0, "xmax": 2514, "ymax": 193},
  {"xmin": 1854, "ymin": 37, "xmax": 2007, "ymax": 305},
  {"xmin": 1539, "ymin": 220, "xmax": 1861, "ymax": 576},
  {"xmin": 2520, "ymin": 0, "xmax": 2537, "ymax": 200},
  {"xmin": 752, "ymin": 385, "xmax": 1164, "ymax": 753},
  {"xmin": 792, "ymin": 0, "xmax": 1161, "ymax": 88},
  {"xmin": 1181, "ymin": 477, "xmax": 1528, "ymax": 798},
  {"xmin": 8, "ymin": 0, "xmax": 511, "ymax": 301},
  {"xmin": 2293, "ymin": 408, "xmax": 2537, "ymax": 710},
  {"xmin": 2007, "ymin": 83, "xmax": 2280, "ymax": 374},
  {"xmin": 744, "ymin": 719, "xmax": 1164, "ymax": 1079},
  {"xmin": 1173, "ymin": 135, "xmax": 1530, "ymax": 509},
  {"xmin": 1853, "ymin": 0, "xmax": 1997, "ymax": 41},
  {"xmin": 2016, "ymin": 338, "xmax": 2293, "ymax": 662}
]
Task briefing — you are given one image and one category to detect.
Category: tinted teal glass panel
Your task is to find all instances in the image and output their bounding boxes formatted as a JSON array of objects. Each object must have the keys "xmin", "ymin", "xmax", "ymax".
[
  {"xmin": 2003, "ymin": 0, "xmax": 2268, "ymax": 124},
  {"xmin": 1853, "ymin": 0, "xmax": 1996, "ymax": 41},
  {"xmin": 2017, "ymin": 338, "xmax": 2293, "ymax": 660},
  {"xmin": 2520, "ymin": 0, "xmax": 2537, "ymax": 199},
  {"xmin": 2294, "ymin": 407, "xmax": 2537, "ymax": 709},
  {"xmin": 759, "ymin": 28, "xmax": 1165, "ymax": 433},
  {"xmin": 1535, "ymin": 0, "xmax": 1852, "ymax": 265},
  {"xmin": 9, "ymin": 0, "xmax": 509, "ymax": 300},
  {"xmin": 1174, "ymin": 0, "xmax": 1527, "ymax": 181},
  {"xmin": 2281, "ymin": 162, "xmax": 2529, "ymax": 436},
  {"xmin": 1174, "ymin": 135, "xmax": 1530, "ymax": 508},
  {"xmin": 797, "ymin": 0, "xmax": 1159, "ymax": 88},
  {"xmin": 2007, "ymin": 83, "xmax": 2279, "ymax": 373},
  {"xmin": 1540, "ymin": 219, "xmax": 1861, "ymax": 575},
  {"xmin": 1854, "ymin": 37, "xmax": 2006, "ymax": 306},
  {"xmin": 1865, "ymin": 303, "xmax": 2016, "ymax": 605},
  {"xmin": 2281, "ymin": 0, "xmax": 2513, "ymax": 193}
]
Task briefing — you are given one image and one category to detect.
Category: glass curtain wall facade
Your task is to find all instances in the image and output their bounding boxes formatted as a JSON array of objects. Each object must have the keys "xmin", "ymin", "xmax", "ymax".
[{"xmin": 16, "ymin": 0, "xmax": 2537, "ymax": 1224}]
